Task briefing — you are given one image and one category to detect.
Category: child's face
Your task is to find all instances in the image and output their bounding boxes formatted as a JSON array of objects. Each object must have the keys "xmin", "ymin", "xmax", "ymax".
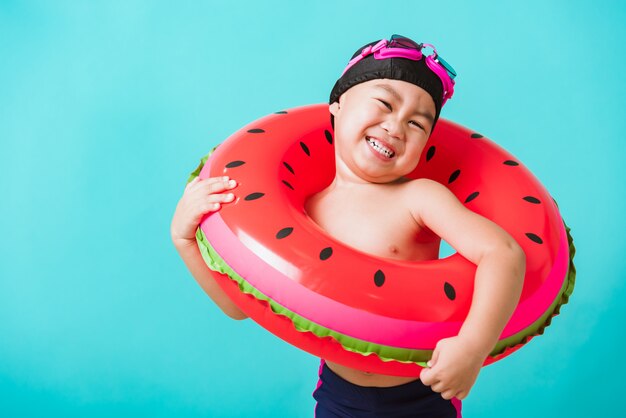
[{"xmin": 330, "ymin": 78, "xmax": 436, "ymax": 184}]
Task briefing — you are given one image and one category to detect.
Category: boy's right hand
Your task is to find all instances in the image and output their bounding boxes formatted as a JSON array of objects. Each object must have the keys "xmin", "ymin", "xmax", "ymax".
[{"xmin": 171, "ymin": 176, "xmax": 237, "ymax": 246}]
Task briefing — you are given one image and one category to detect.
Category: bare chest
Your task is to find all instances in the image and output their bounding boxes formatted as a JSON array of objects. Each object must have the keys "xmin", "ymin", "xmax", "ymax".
[{"xmin": 304, "ymin": 188, "xmax": 439, "ymax": 261}]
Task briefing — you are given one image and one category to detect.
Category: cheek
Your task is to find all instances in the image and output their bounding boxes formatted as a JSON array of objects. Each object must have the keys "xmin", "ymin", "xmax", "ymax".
[
  {"xmin": 335, "ymin": 102, "xmax": 382, "ymax": 140},
  {"xmin": 406, "ymin": 138, "xmax": 428, "ymax": 158},
  {"xmin": 346, "ymin": 99, "xmax": 380, "ymax": 120},
  {"xmin": 359, "ymin": 102, "xmax": 383, "ymax": 121},
  {"xmin": 334, "ymin": 135, "xmax": 360, "ymax": 160}
]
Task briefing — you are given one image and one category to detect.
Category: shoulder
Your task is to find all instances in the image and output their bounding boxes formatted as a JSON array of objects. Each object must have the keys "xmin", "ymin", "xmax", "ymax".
[
  {"xmin": 397, "ymin": 178, "xmax": 463, "ymax": 224},
  {"xmin": 399, "ymin": 178, "xmax": 457, "ymax": 200}
]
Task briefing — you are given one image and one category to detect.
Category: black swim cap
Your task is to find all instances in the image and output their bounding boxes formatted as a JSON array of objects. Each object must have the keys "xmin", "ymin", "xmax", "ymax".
[{"xmin": 329, "ymin": 39, "xmax": 444, "ymax": 130}]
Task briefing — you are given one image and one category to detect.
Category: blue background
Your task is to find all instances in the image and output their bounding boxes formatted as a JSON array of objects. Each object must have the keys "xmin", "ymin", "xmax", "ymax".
[{"xmin": 1, "ymin": 1, "xmax": 624, "ymax": 416}]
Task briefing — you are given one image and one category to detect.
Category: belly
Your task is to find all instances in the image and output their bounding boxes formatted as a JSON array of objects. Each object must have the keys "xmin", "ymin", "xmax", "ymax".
[{"xmin": 325, "ymin": 361, "xmax": 420, "ymax": 387}]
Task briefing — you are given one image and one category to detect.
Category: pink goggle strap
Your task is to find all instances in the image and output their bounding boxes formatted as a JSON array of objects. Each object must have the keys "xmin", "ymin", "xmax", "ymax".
[
  {"xmin": 340, "ymin": 40, "xmax": 455, "ymax": 104},
  {"xmin": 421, "ymin": 43, "xmax": 455, "ymax": 105},
  {"xmin": 341, "ymin": 39, "xmax": 387, "ymax": 76},
  {"xmin": 425, "ymin": 56, "xmax": 454, "ymax": 105}
]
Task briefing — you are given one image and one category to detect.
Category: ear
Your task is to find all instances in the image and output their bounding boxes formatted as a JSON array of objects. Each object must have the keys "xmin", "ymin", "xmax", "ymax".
[{"xmin": 329, "ymin": 101, "xmax": 340, "ymax": 116}]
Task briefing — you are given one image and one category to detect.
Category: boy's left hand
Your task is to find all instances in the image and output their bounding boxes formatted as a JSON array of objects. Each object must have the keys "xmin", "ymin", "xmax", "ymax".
[{"xmin": 419, "ymin": 335, "xmax": 488, "ymax": 400}]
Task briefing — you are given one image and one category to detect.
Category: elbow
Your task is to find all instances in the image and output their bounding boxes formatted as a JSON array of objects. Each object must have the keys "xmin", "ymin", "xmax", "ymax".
[
  {"xmin": 505, "ymin": 238, "xmax": 526, "ymax": 292},
  {"xmin": 505, "ymin": 238, "xmax": 526, "ymax": 266},
  {"xmin": 485, "ymin": 236, "xmax": 526, "ymax": 272},
  {"xmin": 486, "ymin": 236, "xmax": 526, "ymax": 284},
  {"xmin": 224, "ymin": 308, "xmax": 249, "ymax": 321},
  {"xmin": 510, "ymin": 238, "xmax": 526, "ymax": 273}
]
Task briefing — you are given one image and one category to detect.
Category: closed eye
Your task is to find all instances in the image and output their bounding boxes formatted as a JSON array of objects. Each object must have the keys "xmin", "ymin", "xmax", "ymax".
[
  {"xmin": 377, "ymin": 99, "xmax": 392, "ymax": 111},
  {"xmin": 409, "ymin": 120, "xmax": 426, "ymax": 131}
]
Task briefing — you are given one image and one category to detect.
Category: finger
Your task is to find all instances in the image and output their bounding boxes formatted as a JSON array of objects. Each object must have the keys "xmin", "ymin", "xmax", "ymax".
[
  {"xmin": 430, "ymin": 381, "xmax": 445, "ymax": 394},
  {"xmin": 201, "ymin": 201, "xmax": 222, "ymax": 213},
  {"xmin": 212, "ymin": 192, "xmax": 236, "ymax": 203},
  {"xmin": 185, "ymin": 176, "xmax": 201, "ymax": 189},
  {"xmin": 222, "ymin": 192, "xmax": 236, "ymax": 202},
  {"xmin": 202, "ymin": 176, "xmax": 231, "ymax": 187},
  {"xmin": 201, "ymin": 190, "xmax": 239, "ymax": 209},
  {"xmin": 420, "ymin": 367, "xmax": 433, "ymax": 386},
  {"xmin": 441, "ymin": 389, "xmax": 456, "ymax": 400},
  {"xmin": 186, "ymin": 176, "xmax": 223, "ymax": 193},
  {"xmin": 427, "ymin": 348, "xmax": 440, "ymax": 368},
  {"xmin": 204, "ymin": 178, "xmax": 237, "ymax": 194},
  {"xmin": 420, "ymin": 358, "xmax": 442, "ymax": 386}
]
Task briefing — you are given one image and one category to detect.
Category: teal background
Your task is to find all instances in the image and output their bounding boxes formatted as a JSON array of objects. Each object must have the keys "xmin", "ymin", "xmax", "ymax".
[{"xmin": 1, "ymin": 0, "xmax": 624, "ymax": 416}]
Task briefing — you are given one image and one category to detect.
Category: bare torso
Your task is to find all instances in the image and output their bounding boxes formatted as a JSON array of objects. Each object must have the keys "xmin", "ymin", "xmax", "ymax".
[{"xmin": 304, "ymin": 178, "xmax": 441, "ymax": 387}]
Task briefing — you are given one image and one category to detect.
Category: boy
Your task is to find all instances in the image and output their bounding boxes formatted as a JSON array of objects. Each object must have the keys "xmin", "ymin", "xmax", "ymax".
[{"xmin": 171, "ymin": 35, "xmax": 525, "ymax": 417}]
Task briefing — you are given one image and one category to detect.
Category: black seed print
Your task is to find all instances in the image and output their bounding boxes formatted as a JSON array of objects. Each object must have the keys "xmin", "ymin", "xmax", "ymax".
[
  {"xmin": 471, "ymin": 133, "xmax": 483, "ymax": 139},
  {"xmin": 244, "ymin": 192, "xmax": 265, "ymax": 201},
  {"xmin": 523, "ymin": 196, "xmax": 541, "ymax": 204},
  {"xmin": 247, "ymin": 128, "xmax": 265, "ymax": 134},
  {"xmin": 276, "ymin": 227, "xmax": 293, "ymax": 239},
  {"xmin": 465, "ymin": 192, "xmax": 480, "ymax": 203},
  {"xmin": 283, "ymin": 161, "xmax": 295, "ymax": 174},
  {"xmin": 274, "ymin": 111, "xmax": 288, "ymax": 114},
  {"xmin": 526, "ymin": 233, "xmax": 544, "ymax": 244},
  {"xmin": 503, "ymin": 160, "xmax": 519, "ymax": 166},
  {"xmin": 426, "ymin": 146, "xmax": 436, "ymax": 161},
  {"xmin": 444, "ymin": 282, "xmax": 456, "ymax": 300},
  {"xmin": 282, "ymin": 180, "xmax": 294, "ymax": 190},
  {"xmin": 324, "ymin": 130, "xmax": 333, "ymax": 144},
  {"xmin": 226, "ymin": 160, "xmax": 245, "ymax": 168},
  {"xmin": 320, "ymin": 247, "xmax": 333, "ymax": 260},
  {"xmin": 374, "ymin": 270, "xmax": 385, "ymax": 287},
  {"xmin": 448, "ymin": 169, "xmax": 461, "ymax": 184},
  {"xmin": 300, "ymin": 141, "xmax": 310, "ymax": 156}
]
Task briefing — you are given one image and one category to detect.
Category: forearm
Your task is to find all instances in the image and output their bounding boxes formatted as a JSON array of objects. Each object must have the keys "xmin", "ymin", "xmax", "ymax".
[
  {"xmin": 173, "ymin": 237, "xmax": 248, "ymax": 320},
  {"xmin": 458, "ymin": 242, "xmax": 526, "ymax": 356}
]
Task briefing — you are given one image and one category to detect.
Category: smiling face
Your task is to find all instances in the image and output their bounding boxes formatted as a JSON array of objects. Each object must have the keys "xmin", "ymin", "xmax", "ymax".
[{"xmin": 330, "ymin": 78, "xmax": 437, "ymax": 184}]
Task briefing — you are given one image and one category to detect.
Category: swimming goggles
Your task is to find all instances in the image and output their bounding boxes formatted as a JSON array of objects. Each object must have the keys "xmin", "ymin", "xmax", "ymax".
[{"xmin": 341, "ymin": 34, "xmax": 456, "ymax": 105}]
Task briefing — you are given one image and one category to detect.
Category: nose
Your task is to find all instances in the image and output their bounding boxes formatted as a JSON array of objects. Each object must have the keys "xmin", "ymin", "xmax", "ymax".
[{"xmin": 381, "ymin": 116, "xmax": 404, "ymax": 140}]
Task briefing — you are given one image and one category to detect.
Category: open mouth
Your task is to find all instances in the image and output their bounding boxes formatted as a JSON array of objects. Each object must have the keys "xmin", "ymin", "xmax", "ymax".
[{"xmin": 366, "ymin": 137, "xmax": 396, "ymax": 159}]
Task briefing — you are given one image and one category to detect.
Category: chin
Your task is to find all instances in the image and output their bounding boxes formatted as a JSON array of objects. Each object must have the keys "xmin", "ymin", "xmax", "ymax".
[{"xmin": 362, "ymin": 172, "xmax": 400, "ymax": 184}]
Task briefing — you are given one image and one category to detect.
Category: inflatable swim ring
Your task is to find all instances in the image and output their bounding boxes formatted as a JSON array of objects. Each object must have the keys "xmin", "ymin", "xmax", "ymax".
[{"xmin": 190, "ymin": 104, "xmax": 575, "ymax": 377}]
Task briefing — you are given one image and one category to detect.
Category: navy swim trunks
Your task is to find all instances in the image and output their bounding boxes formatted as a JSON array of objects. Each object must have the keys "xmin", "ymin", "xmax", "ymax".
[{"xmin": 313, "ymin": 361, "xmax": 462, "ymax": 418}]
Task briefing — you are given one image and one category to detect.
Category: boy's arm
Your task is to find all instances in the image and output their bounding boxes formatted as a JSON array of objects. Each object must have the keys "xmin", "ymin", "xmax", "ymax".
[
  {"xmin": 173, "ymin": 239, "xmax": 248, "ymax": 320},
  {"xmin": 171, "ymin": 176, "xmax": 248, "ymax": 320},
  {"xmin": 407, "ymin": 179, "xmax": 525, "ymax": 399}
]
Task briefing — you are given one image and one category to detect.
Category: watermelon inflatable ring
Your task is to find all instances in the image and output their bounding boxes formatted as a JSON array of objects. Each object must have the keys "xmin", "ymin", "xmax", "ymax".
[{"xmin": 189, "ymin": 104, "xmax": 575, "ymax": 377}]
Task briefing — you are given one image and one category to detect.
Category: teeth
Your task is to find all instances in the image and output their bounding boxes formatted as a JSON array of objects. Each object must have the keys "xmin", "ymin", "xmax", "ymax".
[{"xmin": 366, "ymin": 137, "xmax": 395, "ymax": 158}]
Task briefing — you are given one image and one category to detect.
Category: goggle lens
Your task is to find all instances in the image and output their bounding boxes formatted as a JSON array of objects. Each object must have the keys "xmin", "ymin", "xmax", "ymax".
[
  {"xmin": 389, "ymin": 35, "xmax": 422, "ymax": 50},
  {"xmin": 435, "ymin": 55, "xmax": 457, "ymax": 80}
]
